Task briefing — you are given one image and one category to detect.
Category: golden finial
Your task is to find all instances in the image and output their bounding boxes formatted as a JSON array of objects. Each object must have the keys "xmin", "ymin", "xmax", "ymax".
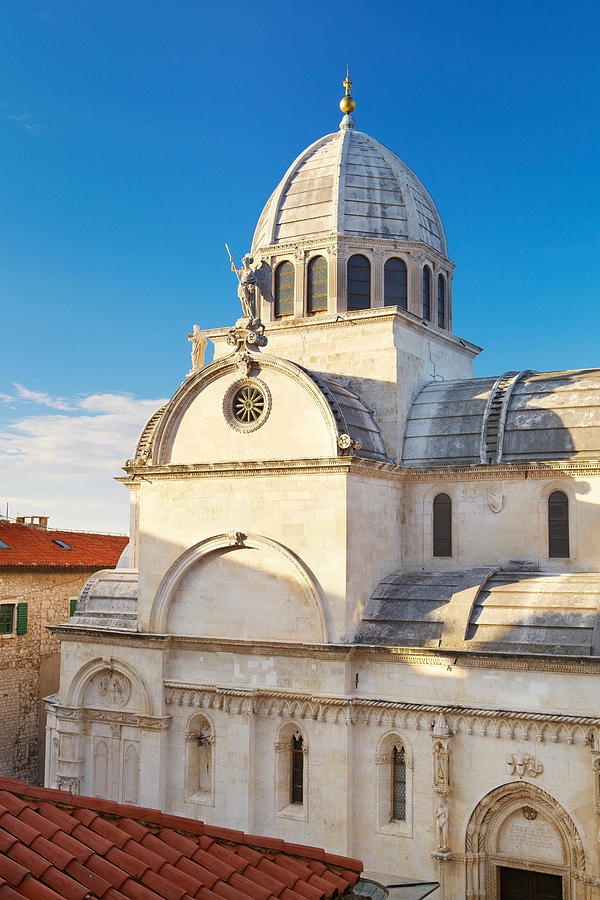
[{"xmin": 340, "ymin": 66, "xmax": 356, "ymax": 114}]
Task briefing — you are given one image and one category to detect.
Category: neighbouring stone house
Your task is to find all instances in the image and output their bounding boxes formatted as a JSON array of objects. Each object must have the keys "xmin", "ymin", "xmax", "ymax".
[
  {"xmin": 0, "ymin": 516, "xmax": 127, "ymax": 784},
  {"xmin": 47, "ymin": 84, "xmax": 600, "ymax": 900}
]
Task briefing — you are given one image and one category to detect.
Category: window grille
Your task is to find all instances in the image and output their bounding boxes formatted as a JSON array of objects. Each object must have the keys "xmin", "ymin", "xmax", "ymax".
[
  {"xmin": 0, "ymin": 604, "xmax": 14, "ymax": 635},
  {"xmin": 291, "ymin": 735, "xmax": 304, "ymax": 804},
  {"xmin": 347, "ymin": 255, "xmax": 371, "ymax": 310},
  {"xmin": 548, "ymin": 491, "xmax": 569, "ymax": 558},
  {"xmin": 307, "ymin": 256, "xmax": 328, "ymax": 313},
  {"xmin": 433, "ymin": 493, "xmax": 452, "ymax": 557},
  {"xmin": 274, "ymin": 262, "xmax": 295, "ymax": 316},
  {"xmin": 384, "ymin": 258, "xmax": 407, "ymax": 309},
  {"xmin": 422, "ymin": 267, "xmax": 431, "ymax": 320},
  {"xmin": 437, "ymin": 275, "xmax": 446, "ymax": 328},
  {"xmin": 391, "ymin": 745, "xmax": 406, "ymax": 821}
]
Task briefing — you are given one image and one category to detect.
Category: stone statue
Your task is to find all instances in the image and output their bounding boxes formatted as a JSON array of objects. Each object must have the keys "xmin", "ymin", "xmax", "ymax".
[
  {"xmin": 228, "ymin": 249, "xmax": 274, "ymax": 321},
  {"xmin": 187, "ymin": 325, "xmax": 207, "ymax": 377},
  {"xmin": 435, "ymin": 802, "xmax": 450, "ymax": 852}
]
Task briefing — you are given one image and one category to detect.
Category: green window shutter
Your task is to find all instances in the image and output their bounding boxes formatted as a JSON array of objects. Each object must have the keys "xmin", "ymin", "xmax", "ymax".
[
  {"xmin": 70, "ymin": 596, "xmax": 77, "ymax": 616},
  {"xmin": 16, "ymin": 603, "xmax": 28, "ymax": 635}
]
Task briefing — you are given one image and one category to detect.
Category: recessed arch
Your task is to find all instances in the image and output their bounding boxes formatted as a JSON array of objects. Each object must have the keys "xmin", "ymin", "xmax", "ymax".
[
  {"xmin": 67, "ymin": 657, "xmax": 153, "ymax": 716},
  {"xmin": 150, "ymin": 532, "xmax": 329, "ymax": 641},
  {"xmin": 465, "ymin": 782, "xmax": 588, "ymax": 900}
]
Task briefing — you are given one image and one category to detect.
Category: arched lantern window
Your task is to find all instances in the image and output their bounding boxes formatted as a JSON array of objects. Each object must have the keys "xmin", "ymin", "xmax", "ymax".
[
  {"xmin": 384, "ymin": 258, "xmax": 408, "ymax": 309},
  {"xmin": 307, "ymin": 256, "xmax": 328, "ymax": 313},
  {"xmin": 347, "ymin": 255, "xmax": 371, "ymax": 310},
  {"xmin": 422, "ymin": 266, "xmax": 432, "ymax": 321},
  {"xmin": 437, "ymin": 275, "xmax": 446, "ymax": 328},
  {"xmin": 274, "ymin": 261, "xmax": 295, "ymax": 317}
]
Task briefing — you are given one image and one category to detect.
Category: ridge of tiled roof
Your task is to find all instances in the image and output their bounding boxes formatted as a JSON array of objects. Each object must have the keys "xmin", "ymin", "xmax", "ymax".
[
  {"xmin": 0, "ymin": 523, "xmax": 128, "ymax": 568},
  {"xmin": 0, "ymin": 778, "xmax": 362, "ymax": 900}
]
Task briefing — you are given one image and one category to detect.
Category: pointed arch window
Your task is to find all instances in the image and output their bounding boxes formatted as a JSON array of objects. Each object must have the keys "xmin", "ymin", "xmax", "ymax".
[
  {"xmin": 347, "ymin": 254, "xmax": 371, "ymax": 310},
  {"xmin": 291, "ymin": 734, "xmax": 304, "ymax": 804},
  {"xmin": 422, "ymin": 266, "xmax": 432, "ymax": 320},
  {"xmin": 307, "ymin": 256, "xmax": 328, "ymax": 313},
  {"xmin": 433, "ymin": 493, "xmax": 452, "ymax": 557},
  {"xmin": 274, "ymin": 261, "xmax": 295, "ymax": 317},
  {"xmin": 384, "ymin": 257, "xmax": 407, "ymax": 309},
  {"xmin": 391, "ymin": 745, "xmax": 406, "ymax": 821},
  {"xmin": 548, "ymin": 491, "xmax": 569, "ymax": 558},
  {"xmin": 437, "ymin": 275, "xmax": 446, "ymax": 328}
]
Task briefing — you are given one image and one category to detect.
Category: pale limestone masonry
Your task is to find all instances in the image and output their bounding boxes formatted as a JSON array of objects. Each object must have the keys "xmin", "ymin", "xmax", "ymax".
[{"xmin": 47, "ymin": 108, "xmax": 600, "ymax": 898}]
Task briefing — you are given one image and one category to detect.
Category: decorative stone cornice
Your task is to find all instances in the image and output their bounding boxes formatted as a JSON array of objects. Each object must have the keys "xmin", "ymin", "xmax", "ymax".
[
  {"xmin": 50, "ymin": 629, "xmax": 600, "ymax": 676},
  {"xmin": 256, "ymin": 235, "xmax": 455, "ymax": 269},
  {"xmin": 119, "ymin": 452, "xmax": 600, "ymax": 484},
  {"xmin": 46, "ymin": 702, "xmax": 171, "ymax": 730},
  {"xmin": 163, "ymin": 682, "xmax": 600, "ymax": 745}
]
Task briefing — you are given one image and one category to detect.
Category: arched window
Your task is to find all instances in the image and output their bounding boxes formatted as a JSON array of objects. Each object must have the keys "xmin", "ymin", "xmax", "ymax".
[
  {"xmin": 307, "ymin": 256, "xmax": 328, "ymax": 313},
  {"xmin": 274, "ymin": 261, "xmax": 295, "ymax": 317},
  {"xmin": 291, "ymin": 734, "xmax": 304, "ymax": 804},
  {"xmin": 347, "ymin": 254, "xmax": 371, "ymax": 310},
  {"xmin": 422, "ymin": 267, "xmax": 431, "ymax": 320},
  {"xmin": 433, "ymin": 493, "xmax": 452, "ymax": 557},
  {"xmin": 391, "ymin": 745, "xmax": 406, "ymax": 821},
  {"xmin": 384, "ymin": 257, "xmax": 407, "ymax": 309},
  {"xmin": 437, "ymin": 275, "xmax": 446, "ymax": 328},
  {"xmin": 548, "ymin": 491, "xmax": 569, "ymax": 558}
]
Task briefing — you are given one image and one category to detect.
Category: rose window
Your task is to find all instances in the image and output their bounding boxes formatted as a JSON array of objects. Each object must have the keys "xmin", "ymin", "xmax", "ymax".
[{"xmin": 232, "ymin": 385, "xmax": 265, "ymax": 424}]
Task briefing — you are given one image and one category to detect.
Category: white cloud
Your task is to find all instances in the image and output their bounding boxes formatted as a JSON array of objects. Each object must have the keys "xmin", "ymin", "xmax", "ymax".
[
  {"xmin": 13, "ymin": 382, "xmax": 74, "ymax": 410},
  {"xmin": 9, "ymin": 112, "xmax": 45, "ymax": 136},
  {"xmin": 0, "ymin": 388, "xmax": 166, "ymax": 533}
]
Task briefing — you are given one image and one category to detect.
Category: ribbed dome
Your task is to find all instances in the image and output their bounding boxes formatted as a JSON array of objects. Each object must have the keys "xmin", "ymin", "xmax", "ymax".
[{"xmin": 252, "ymin": 124, "xmax": 447, "ymax": 255}]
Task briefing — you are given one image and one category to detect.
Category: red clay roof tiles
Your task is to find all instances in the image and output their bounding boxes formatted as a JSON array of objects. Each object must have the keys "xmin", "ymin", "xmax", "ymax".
[
  {"xmin": 0, "ymin": 522, "xmax": 127, "ymax": 568},
  {"xmin": 0, "ymin": 779, "xmax": 361, "ymax": 900}
]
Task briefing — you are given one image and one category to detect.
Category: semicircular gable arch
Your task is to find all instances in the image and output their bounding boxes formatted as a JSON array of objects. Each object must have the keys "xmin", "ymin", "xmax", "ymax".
[
  {"xmin": 67, "ymin": 656, "xmax": 153, "ymax": 716},
  {"xmin": 151, "ymin": 353, "xmax": 343, "ymax": 466},
  {"xmin": 149, "ymin": 532, "xmax": 330, "ymax": 641}
]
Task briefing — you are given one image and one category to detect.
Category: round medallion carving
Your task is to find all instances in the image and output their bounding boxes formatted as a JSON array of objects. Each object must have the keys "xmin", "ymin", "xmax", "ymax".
[{"xmin": 223, "ymin": 379, "xmax": 271, "ymax": 433}]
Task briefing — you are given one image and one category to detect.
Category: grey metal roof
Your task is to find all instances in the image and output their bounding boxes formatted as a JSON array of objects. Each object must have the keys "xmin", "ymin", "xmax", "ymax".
[
  {"xmin": 356, "ymin": 569, "xmax": 600, "ymax": 656},
  {"xmin": 403, "ymin": 368, "xmax": 600, "ymax": 467},
  {"xmin": 252, "ymin": 127, "xmax": 447, "ymax": 254}
]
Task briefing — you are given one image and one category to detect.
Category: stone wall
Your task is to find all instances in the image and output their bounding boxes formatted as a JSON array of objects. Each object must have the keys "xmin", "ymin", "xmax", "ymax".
[{"xmin": 0, "ymin": 567, "xmax": 97, "ymax": 784}]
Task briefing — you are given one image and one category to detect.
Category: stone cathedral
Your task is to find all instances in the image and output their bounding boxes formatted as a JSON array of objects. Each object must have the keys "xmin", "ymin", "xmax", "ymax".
[{"xmin": 47, "ymin": 82, "xmax": 600, "ymax": 900}]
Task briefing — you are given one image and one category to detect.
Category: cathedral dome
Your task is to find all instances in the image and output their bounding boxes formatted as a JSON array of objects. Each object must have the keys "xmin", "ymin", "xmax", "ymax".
[{"xmin": 252, "ymin": 118, "xmax": 447, "ymax": 255}]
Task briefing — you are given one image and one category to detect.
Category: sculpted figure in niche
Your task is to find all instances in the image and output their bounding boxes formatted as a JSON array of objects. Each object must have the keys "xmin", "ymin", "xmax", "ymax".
[{"xmin": 435, "ymin": 802, "xmax": 450, "ymax": 852}]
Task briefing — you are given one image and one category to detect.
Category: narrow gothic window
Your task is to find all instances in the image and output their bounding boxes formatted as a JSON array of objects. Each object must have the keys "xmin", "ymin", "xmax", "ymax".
[
  {"xmin": 422, "ymin": 266, "xmax": 431, "ymax": 320},
  {"xmin": 307, "ymin": 256, "xmax": 328, "ymax": 312},
  {"xmin": 437, "ymin": 275, "xmax": 446, "ymax": 328},
  {"xmin": 384, "ymin": 257, "xmax": 407, "ymax": 308},
  {"xmin": 291, "ymin": 735, "xmax": 304, "ymax": 804},
  {"xmin": 548, "ymin": 491, "xmax": 569, "ymax": 558},
  {"xmin": 347, "ymin": 254, "xmax": 371, "ymax": 310},
  {"xmin": 274, "ymin": 261, "xmax": 295, "ymax": 316},
  {"xmin": 391, "ymin": 745, "xmax": 406, "ymax": 821},
  {"xmin": 433, "ymin": 493, "xmax": 452, "ymax": 557}
]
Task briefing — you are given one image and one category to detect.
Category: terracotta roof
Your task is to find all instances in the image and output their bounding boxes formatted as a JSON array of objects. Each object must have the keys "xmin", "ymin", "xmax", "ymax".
[
  {"xmin": 0, "ymin": 778, "xmax": 362, "ymax": 900},
  {"xmin": 0, "ymin": 523, "xmax": 128, "ymax": 568}
]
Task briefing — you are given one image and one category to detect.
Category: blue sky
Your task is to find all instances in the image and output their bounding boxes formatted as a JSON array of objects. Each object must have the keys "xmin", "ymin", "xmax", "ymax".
[{"xmin": 1, "ymin": 0, "xmax": 599, "ymax": 532}]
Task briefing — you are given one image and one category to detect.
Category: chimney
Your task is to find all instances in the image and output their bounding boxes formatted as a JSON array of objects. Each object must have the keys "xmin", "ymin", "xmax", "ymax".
[{"xmin": 16, "ymin": 515, "xmax": 49, "ymax": 530}]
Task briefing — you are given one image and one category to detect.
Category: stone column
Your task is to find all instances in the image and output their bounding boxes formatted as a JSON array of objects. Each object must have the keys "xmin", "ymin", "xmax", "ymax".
[
  {"xmin": 409, "ymin": 250, "xmax": 425, "ymax": 317},
  {"xmin": 372, "ymin": 250, "xmax": 385, "ymax": 308},
  {"xmin": 294, "ymin": 249, "xmax": 306, "ymax": 318}
]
